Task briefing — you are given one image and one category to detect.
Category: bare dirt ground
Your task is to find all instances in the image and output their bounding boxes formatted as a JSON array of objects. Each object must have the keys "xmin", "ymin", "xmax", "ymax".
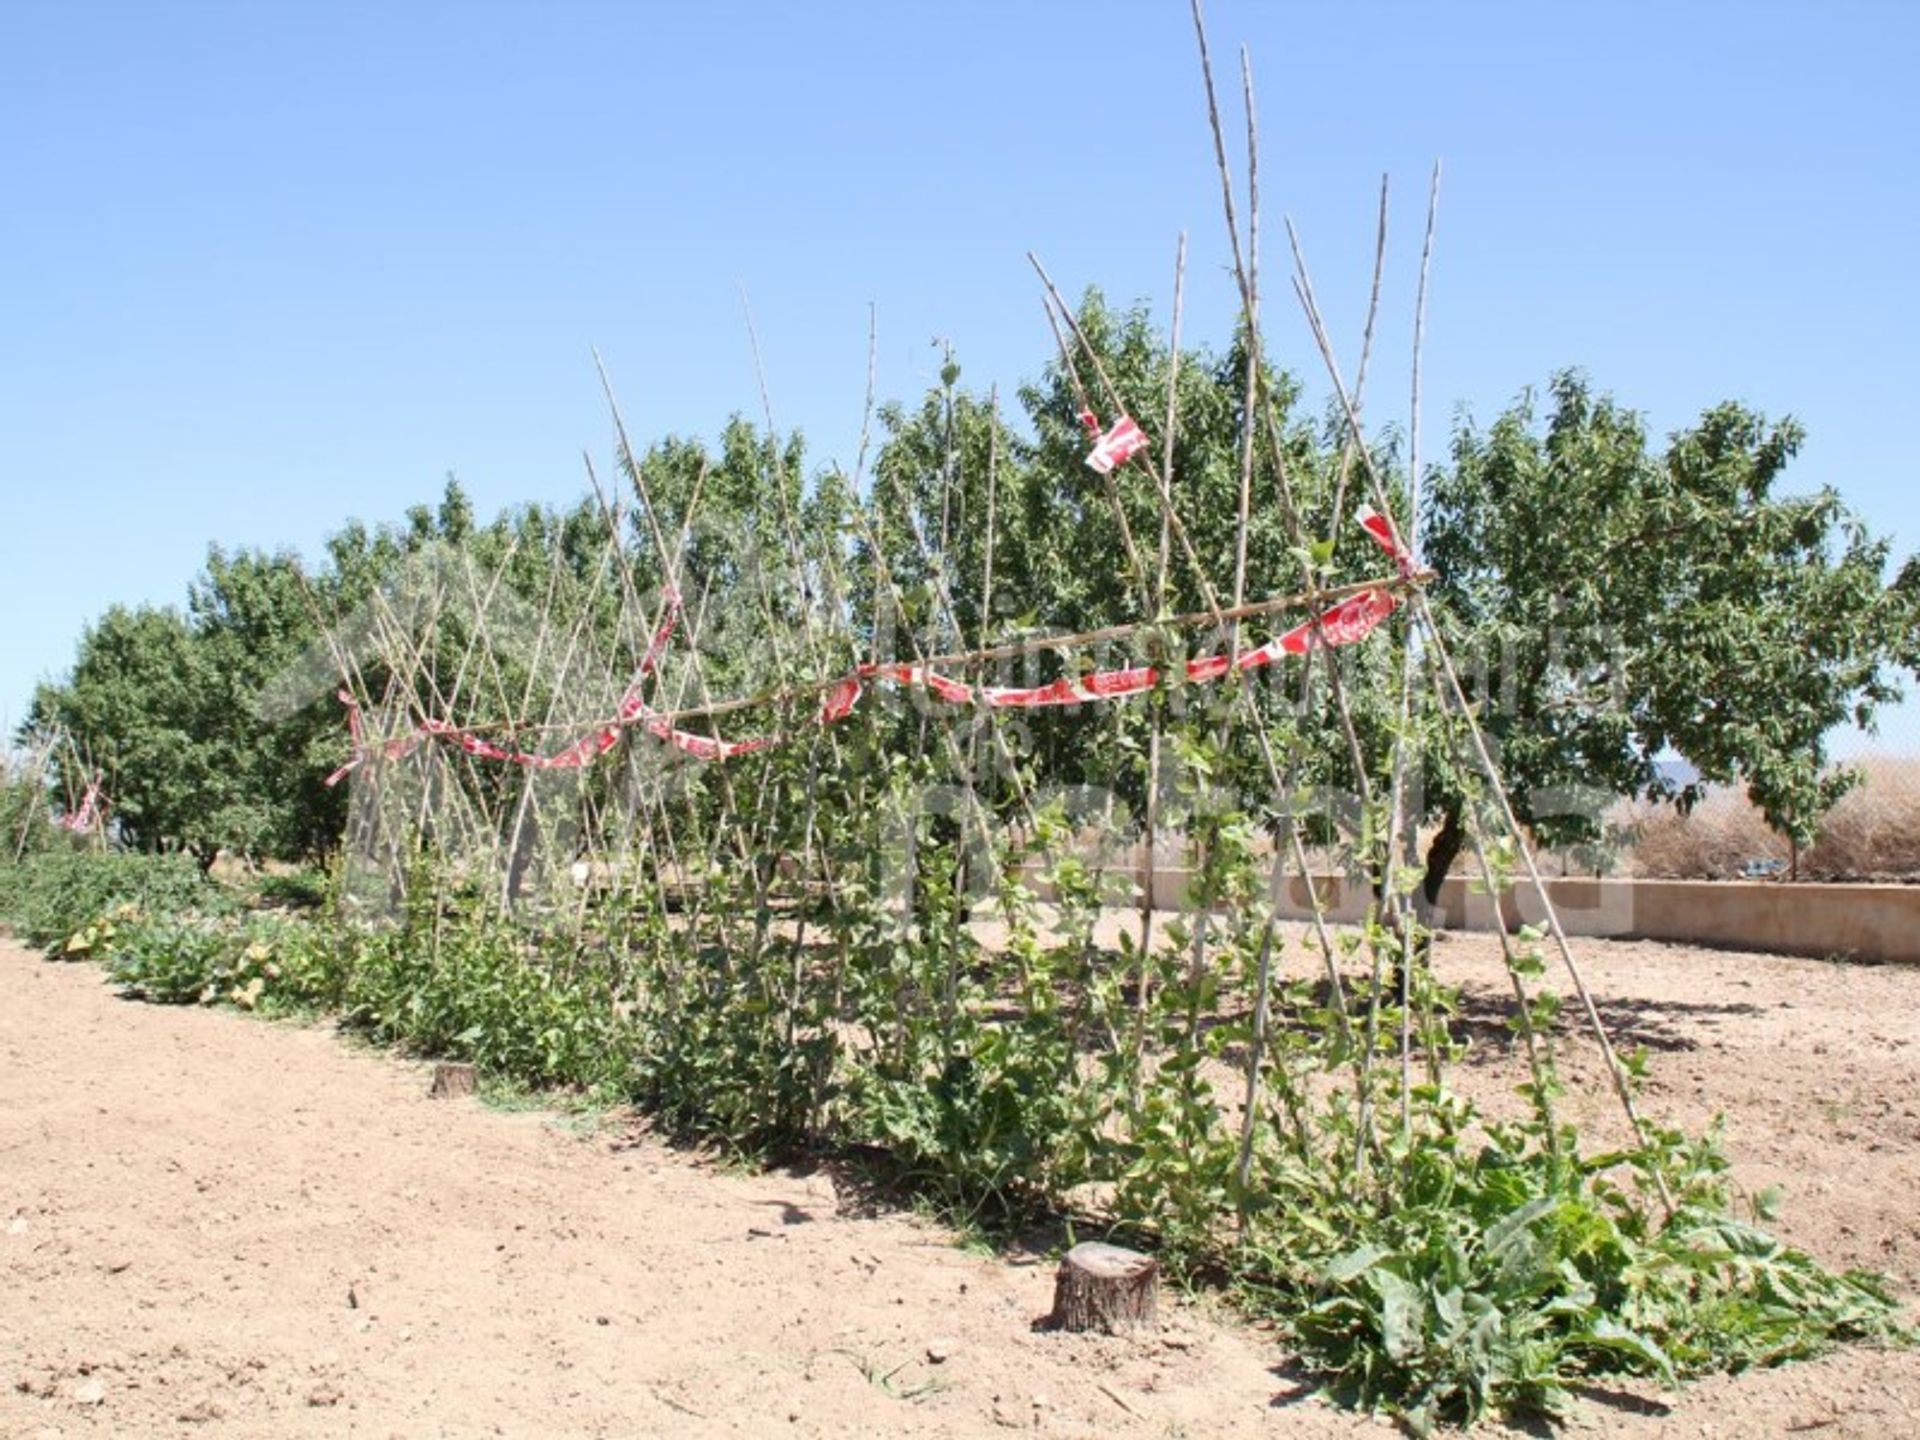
[{"xmin": 3, "ymin": 930, "xmax": 1918, "ymax": 1439}]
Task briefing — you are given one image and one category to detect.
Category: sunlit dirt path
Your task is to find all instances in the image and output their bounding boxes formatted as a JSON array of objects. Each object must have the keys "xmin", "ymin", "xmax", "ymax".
[{"xmin": 3, "ymin": 935, "xmax": 1917, "ymax": 1438}]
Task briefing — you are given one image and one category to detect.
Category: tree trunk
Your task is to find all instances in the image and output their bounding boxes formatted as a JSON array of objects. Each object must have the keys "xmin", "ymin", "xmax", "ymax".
[
  {"xmin": 504, "ymin": 795, "xmax": 539, "ymax": 908},
  {"xmin": 1420, "ymin": 801, "xmax": 1466, "ymax": 919},
  {"xmin": 1048, "ymin": 1243, "xmax": 1159, "ymax": 1334}
]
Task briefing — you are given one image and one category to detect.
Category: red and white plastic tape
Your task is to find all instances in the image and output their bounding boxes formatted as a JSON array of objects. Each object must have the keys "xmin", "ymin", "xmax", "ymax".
[
  {"xmin": 325, "ymin": 511, "xmax": 1416, "ymax": 780},
  {"xmin": 1356, "ymin": 502, "xmax": 1416, "ymax": 579},
  {"xmin": 56, "ymin": 776, "xmax": 105, "ymax": 834},
  {"xmin": 1084, "ymin": 415, "xmax": 1150, "ymax": 476}
]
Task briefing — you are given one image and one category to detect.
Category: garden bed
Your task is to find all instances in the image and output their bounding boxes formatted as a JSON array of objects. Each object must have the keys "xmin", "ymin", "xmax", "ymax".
[{"xmin": 2, "ymin": 929, "xmax": 1915, "ymax": 1437}]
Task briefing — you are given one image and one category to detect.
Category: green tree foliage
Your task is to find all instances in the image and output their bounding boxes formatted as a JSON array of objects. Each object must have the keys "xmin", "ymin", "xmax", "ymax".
[
  {"xmin": 27, "ymin": 547, "xmax": 341, "ymax": 870},
  {"xmin": 1425, "ymin": 371, "xmax": 1916, "ymax": 886},
  {"xmin": 29, "ymin": 605, "xmax": 233, "ymax": 868},
  {"xmin": 627, "ymin": 420, "xmax": 842, "ymax": 696},
  {"xmin": 0, "ymin": 744, "xmax": 58, "ymax": 859},
  {"xmin": 22, "ymin": 477, "xmax": 637, "ymax": 868},
  {"xmin": 862, "ymin": 294, "xmax": 1379, "ymax": 819},
  {"xmin": 19, "ymin": 336, "xmax": 1916, "ymax": 882},
  {"xmin": 192, "ymin": 544, "xmax": 345, "ymax": 861}
]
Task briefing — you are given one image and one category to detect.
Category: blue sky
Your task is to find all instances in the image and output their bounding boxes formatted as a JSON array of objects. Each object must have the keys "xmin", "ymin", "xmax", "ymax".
[{"xmin": 4, "ymin": 0, "xmax": 1916, "ymax": 749}]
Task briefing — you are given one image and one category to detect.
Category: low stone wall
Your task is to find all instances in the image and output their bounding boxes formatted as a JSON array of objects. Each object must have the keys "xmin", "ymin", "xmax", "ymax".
[
  {"xmin": 1015, "ymin": 860, "xmax": 1920, "ymax": 964},
  {"xmin": 1429, "ymin": 875, "xmax": 1920, "ymax": 965}
]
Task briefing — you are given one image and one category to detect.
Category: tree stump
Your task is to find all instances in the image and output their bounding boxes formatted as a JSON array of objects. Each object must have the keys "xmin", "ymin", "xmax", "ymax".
[
  {"xmin": 1048, "ymin": 1242, "xmax": 1159, "ymax": 1334},
  {"xmin": 429, "ymin": 1062, "xmax": 478, "ymax": 1099}
]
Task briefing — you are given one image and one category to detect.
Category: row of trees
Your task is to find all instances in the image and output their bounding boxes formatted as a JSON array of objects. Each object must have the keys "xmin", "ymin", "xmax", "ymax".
[
  {"xmin": 23, "ymin": 294, "xmax": 1918, "ymax": 886},
  {"xmin": 24, "ymin": 489, "xmax": 619, "ymax": 867}
]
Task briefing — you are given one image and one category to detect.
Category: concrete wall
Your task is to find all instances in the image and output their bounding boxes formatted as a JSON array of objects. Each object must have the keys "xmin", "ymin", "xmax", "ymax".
[
  {"xmin": 1431, "ymin": 875, "xmax": 1920, "ymax": 964},
  {"xmin": 1015, "ymin": 857, "xmax": 1920, "ymax": 964}
]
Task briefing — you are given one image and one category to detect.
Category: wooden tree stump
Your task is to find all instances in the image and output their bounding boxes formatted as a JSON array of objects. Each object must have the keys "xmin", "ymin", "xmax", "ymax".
[
  {"xmin": 429, "ymin": 1061, "xmax": 478, "ymax": 1099},
  {"xmin": 1048, "ymin": 1242, "xmax": 1159, "ymax": 1334}
]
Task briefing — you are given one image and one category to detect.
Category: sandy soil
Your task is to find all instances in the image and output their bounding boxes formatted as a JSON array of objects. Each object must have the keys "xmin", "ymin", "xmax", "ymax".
[{"xmin": 3, "ymin": 930, "xmax": 1918, "ymax": 1439}]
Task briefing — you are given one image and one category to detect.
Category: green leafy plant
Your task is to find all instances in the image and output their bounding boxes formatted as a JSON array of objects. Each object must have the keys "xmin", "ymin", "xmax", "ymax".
[
  {"xmin": 1281, "ymin": 1123, "xmax": 1907, "ymax": 1434},
  {"xmin": 0, "ymin": 849, "xmax": 227, "ymax": 950}
]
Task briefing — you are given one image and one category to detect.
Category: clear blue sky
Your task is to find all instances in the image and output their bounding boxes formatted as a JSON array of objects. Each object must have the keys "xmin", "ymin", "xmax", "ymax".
[{"xmin": 4, "ymin": 0, "xmax": 1916, "ymax": 748}]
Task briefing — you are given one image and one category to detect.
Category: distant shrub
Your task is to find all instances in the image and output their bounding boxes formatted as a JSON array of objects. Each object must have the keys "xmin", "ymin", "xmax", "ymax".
[
  {"xmin": 0, "ymin": 766, "xmax": 51, "ymax": 858},
  {"xmin": 333, "ymin": 908, "xmax": 636, "ymax": 1090},
  {"xmin": 1617, "ymin": 756, "xmax": 1920, "ymax": 881},
  {"xmin": 0, "ymin": 850, "xmax": 229, "ymax": 950},
  {"xmin": 1618, "ymin": 791, "xmax": 1783, "ymax": 879},
  {"xmin": 1802, "ymin": 757, "xmax": 1920, "ymax": 881},
  {"xmin": 252, "ymin": 868, "xmax": 333, "ymax": 911}
]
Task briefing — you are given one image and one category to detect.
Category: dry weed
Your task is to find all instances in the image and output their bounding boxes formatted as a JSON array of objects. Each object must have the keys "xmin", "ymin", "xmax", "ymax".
[{"xmin": 1614, "ymin": 754, "xmax": 1920, "ymax": 881}]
